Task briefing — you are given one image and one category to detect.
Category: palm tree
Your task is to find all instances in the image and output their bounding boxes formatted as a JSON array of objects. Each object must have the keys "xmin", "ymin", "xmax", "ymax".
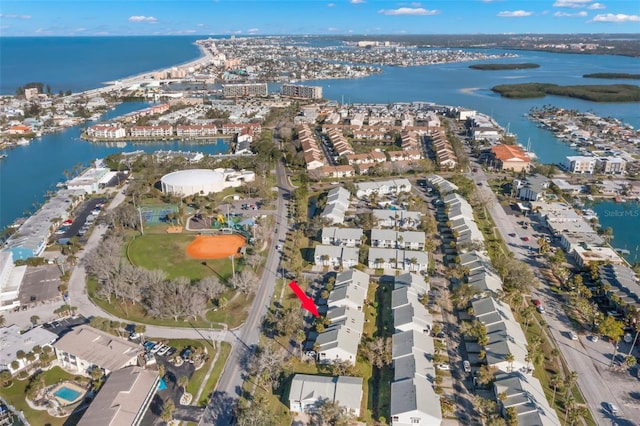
[
  {"xmin": 550, "ymin": 374, "xmax": 563, "ymax": 406},
  {"xmin": 564, "ymin": 371, "xmax": 578, "ymax": 399},
  {"xmin": 0, "ymin": 315, "xmax": 5, "ymax": 327},
  {"xmin": 505, "ymin": 353, "xmax": 515, "ymax": 373},
  {"xmin": 295, "ymin": 330, "xmax": 306, "ymax": 360},
  {"xmin": 161, "ymin": 399, "xmax": 175, "ymax": 423}
]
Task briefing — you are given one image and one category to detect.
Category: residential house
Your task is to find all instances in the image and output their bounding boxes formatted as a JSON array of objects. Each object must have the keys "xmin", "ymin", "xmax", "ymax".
[
  {"xmin": 320, "ymin": 187, "xmax": 351, "ymax": 225},
  {"xmin": 314, "ymin": 245, "xmax": 359, "ymax": 269},
  {"xmin": 565, "ymin": 156, "xmax": 596, "ymax": 174},
  {"xmin": 599, "ymin": 264, "xmax": 640, "ymax": 311},
  {"xmin": 471, "ymin": 298, "xmax": 529, "ymax": 374},
  {"xmin": 392, "ymin": 287, "xmax": 433, "ymax": 333},
  {"xmin": 493, "ymin": 372, "xmax": 560, "ymax": 426},
  {"xmin": 390, "ymin": 378, "xmax": 442, "ymax": 426},
  {"xmin": 288, "ymin": 374, "xmax": 363, "ymax": 416},
  {"xmin": 372, "ymin": 210, "xmax": 422, "ymax": 229},
  {"xmin": 394, "ymin": 272, "xmax": 429, "ymax": 295},
  {"xmin": 321, "ymin": 227, "xmax": 363, "ymax": 247},
  {"xmin": 356, "ymin": 179, "xmax": 412, "ymax": 198},
  {"xmin": 515, "ymin": 174, "xmax": 549, "ymax": 201},
  {"xmin": 425, "ymin": 175, "xmax": 458, "ymax": 195},
  {"xmin": 368, "ymin": 248, "xmax": 428, "ymax": 272},
  {"xmin": 597, "ymin": 157, "xmax": 626, "ymax": 174},
  {"xmin": 371, "ymin": 229, "xmax": 425, "ymax": 250}
]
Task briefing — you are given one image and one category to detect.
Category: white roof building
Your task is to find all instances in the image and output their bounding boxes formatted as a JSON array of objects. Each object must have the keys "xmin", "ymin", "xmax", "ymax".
[
  {"xmin": 394, "ymin": 272, "xmax": 429, "ymax": 295},
  {"xmin": 314, "ymin": 245, "xmax": 359, "ymax": 268},
  {"xmin": 321, "ymin": 227, "xmax": 364, "ymax": 247},
  {"xmin": 320, "ymin": 187, "xmax": 351, "ymax": 225},
  {"xmin": 0, "ymin": 325, "xmax": 58, "ymax": 373},
  {"xmin": 288, "ymin": 374, "xmax": 363, "ymax": 417},
  {"xmin": 494, "ymin": 372, "xmax": 560, "ymax": 426},
  {"xmin": 391, "ymin": 378, "xmax": 442, "ymax": 426},
  {"xmin": 356, "ymin": 178, "xmax": 412, "ymax": 198}
]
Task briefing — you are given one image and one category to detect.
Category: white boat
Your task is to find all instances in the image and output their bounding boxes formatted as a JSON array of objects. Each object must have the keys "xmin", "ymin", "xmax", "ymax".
[{"xmin": 15, "ymin": 138, "xmax": 30, "ymax": 145}]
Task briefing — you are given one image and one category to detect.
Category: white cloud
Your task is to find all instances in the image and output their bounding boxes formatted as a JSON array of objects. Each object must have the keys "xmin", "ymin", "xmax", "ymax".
[
  {"xmin": 128, "ymin": 15, "xmax": 158, "ymax": 23},
  {"xmin": 350, "ymin": 0, "xmax": 365, "ymax": 4},
  {"xmin": 587, "ymin": 2, "xmax": 606, "ymax": 9},
  {"xmin": 497, "ymin": 10, "xmax": 533, "ymax": 17},
  {"xmin": 410, "ymin": 2, "xmax": 422, "ymax": 6},
  {"xmin": 327, "ymin": 2, "xmax": 335, "ymax": 6},
  {"xmin": 197, "ymin": 23, "xmax": 205, "ymax": 27},
  {"xmin": 327, "ymin": 27, "xmax": 339, "ymax": 31},
  {"xmin": 379, "ymin": 7, "xmax": 440, "ymax": 15},
  {"xmin": 247, "ymin": 28, "xmax": 259, "ymax": 34},
  {"xmin": 553, "ymin": 0, "xmax": 592, "ymax": 8},
  {"xmin": 554, "ymin": 11, "xmax": 588, "ymax": 17},
  {"xmin": 591, "ymin": 13, "xmax": 640, "ymax": 22},
  {"xmin": 0, "ymin": 13, "xmax": 32, "ymax": 19}
]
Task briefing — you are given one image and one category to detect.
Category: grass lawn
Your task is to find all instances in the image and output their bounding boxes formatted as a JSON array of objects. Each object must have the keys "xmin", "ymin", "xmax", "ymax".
[
  {"xmin": 128, "ymin": 233, "xmax": 235, "ymax": 281},
  {"xmin": 0, "ymin": 366, "xmax": 80, "ymax": 426},
  {"xmin": 197, "ymin": 342, "xmax": 231, "ymax": 406},
  {"xmin": 87, "ymin": 278, "xmax": 251, "ymax": 329}
]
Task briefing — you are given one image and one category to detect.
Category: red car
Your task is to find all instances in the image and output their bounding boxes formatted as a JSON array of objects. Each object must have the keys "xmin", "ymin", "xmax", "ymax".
[
  {"xmin": 532, "ymin": 299, "xmax": 541, "ymax": 307},
  {"xmin": 523, "ymin": 236, "xmax": 530, "ymax": 242}
]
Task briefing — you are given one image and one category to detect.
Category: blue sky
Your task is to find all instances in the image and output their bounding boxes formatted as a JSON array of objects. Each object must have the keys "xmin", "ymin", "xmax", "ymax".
[{"xmin": 1, "ymin": 0, "xmax": 638, "ymax": 36}]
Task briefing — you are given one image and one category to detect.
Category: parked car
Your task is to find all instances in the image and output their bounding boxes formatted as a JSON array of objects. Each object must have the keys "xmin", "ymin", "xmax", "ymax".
[
  {"xmin": 151, "ymin": 343, "xmax": 165, "ymax": 354},
  {"xmin": 436, "ymin": 364, "xmax": 451, "ymax": 371},
  {"xmin": 536, "ymin": 306, "xmax": 545, "ymax": 314},
  {"xmin": 463, "ymin": 360, "xmax": 471, "ymax": 373},
  {"xmin": 590, "ymin": 335, "xmax": 599, "ymax": 342},
  {"xmin": 605, "ymin": 402, "xmax": 619, "ymax": 415},
  {"xmin": 532, "ymin": 299, "xmax": 541, "ymax": 307},
  {"xmin": 508, "ymin": 232, "xmax": 516, "ymax": 237},
  {"xmin": 157, "ymin": 346, "xmax": 172, "ymax": 356},
  {"xmin": 569, "ymin": 331, "xmax": 578, "ymax": 341}
]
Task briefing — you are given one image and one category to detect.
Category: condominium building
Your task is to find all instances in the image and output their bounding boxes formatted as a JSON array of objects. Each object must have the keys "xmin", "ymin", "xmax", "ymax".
[
  {"xmin": 222, "ymin": 83, "xmax": 268, "ymax": 98},
  {"xmin": 565, "ymin": 156, "xmax": 596, "ymax": 174},
  {"xmin": 281, "ymin": 84, "xmax": 323, "ymax": 99}
]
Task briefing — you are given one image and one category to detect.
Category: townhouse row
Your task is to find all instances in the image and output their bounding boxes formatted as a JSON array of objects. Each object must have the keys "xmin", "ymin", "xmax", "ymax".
[{"xmin": 86, "ymin": 122, "xmax": 261, "ymax": 139}]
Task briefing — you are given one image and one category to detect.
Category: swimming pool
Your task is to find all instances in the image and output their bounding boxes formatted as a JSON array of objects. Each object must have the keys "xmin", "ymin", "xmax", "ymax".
[{"xmin": 54, "ymin": 386, "xmax": 81, "ymax": 403}]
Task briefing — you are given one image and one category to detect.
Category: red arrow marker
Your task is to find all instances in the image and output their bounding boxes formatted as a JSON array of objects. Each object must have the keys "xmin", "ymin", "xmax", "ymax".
[{"xmin": 288, "ymin": 281, "xmax": 320, "ymax": 317}]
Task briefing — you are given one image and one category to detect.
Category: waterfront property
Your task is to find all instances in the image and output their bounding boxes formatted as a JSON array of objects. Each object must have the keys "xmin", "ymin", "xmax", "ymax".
[
  {"xmin": 487, "ymin": 144, "xmax": 531, "ymax": 172},
  {"xmin": 3, "ymin": 189, "xmax": 85, "ymax": 260},
  {"xmin": 0, "ymin": 251, "xmax": 26, "ymax": 311}
]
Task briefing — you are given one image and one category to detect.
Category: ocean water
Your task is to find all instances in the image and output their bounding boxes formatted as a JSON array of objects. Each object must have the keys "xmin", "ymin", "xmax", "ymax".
[
  {"xmin": 0, "ymin": 36, "xmax": 203, "ymax": 95},
  {"xmin": 1, "ymin": 37, "xmax": 639, "ymax": 252}
]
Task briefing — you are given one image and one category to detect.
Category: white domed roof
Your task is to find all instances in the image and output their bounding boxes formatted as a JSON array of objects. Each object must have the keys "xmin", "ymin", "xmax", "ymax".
[{"xmin": 161, "ymin": 169, "xmax": 224, "ymax": 186}]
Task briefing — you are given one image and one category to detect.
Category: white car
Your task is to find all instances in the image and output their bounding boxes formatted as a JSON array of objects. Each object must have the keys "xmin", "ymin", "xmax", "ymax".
[
  {"xmin": 157, "ymin": 346, "xmax": 171, "ymax": 356},
  {"xmin": 606, "ymin": 402, "xmax": 618, "ymax": 415},
  {"xmin": 436, "ymin": 364, "xmax": 451, "ymax": 371},
  {"xmin": 150, "ymin": 343, "xmax": 165, "ymax": 354},
  {"xmin": 463, "ymin": 360, "xmax": 471, "ymax": 373},
  {"xmin": 569, "ymin": 331, "xmax": 578, "ymax": 341}
]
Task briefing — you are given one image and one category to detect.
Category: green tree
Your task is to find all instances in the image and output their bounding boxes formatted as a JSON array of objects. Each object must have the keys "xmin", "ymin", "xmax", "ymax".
[
  {"xmin": 161, "ymin": 399, "xmax": 175, "ymax": 423},
  {"xmin": 598, "ymin": 316, "xmax": 624, "ymax": 367}
]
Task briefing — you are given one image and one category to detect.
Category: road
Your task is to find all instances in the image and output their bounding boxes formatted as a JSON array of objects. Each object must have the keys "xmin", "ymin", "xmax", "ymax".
[
  {"xmin": 469, "ymin": 160, "xmax": 639, "ymax": 425},
  {"xmin": 200, "ymin": 157, "xmax": 292, "ymax": 425}
]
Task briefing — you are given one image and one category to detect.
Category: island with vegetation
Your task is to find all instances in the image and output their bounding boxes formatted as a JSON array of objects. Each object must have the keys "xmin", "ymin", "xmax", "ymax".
[
  {"xmin": 469, "ymin": 63, "xmax": 540, "ymax": 71},
  {"xmin": 491, "ymin": 83, "xmax": 640, "ymax": 102},
  {"xmin": 583, "ymin": 73, "xmax": 640, "ymax": 80}
]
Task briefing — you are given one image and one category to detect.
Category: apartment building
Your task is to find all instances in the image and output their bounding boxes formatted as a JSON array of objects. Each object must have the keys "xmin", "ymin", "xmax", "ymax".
[
  {"xmin": 281, "ymin": 84, "xmax": 323, "ymax": 99},
  {"xmin": 221, "ymin": 83, "xmax": 268, "ymax": 98}
]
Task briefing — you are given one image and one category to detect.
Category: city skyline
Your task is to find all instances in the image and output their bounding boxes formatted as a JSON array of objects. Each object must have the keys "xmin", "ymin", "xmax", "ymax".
[{"xmin": 1, "ymin": 0, "xmax": 639, "ymax": 37}]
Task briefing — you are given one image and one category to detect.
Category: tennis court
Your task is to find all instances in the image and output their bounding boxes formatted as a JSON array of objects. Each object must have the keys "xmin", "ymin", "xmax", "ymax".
[{"xmin": 139, "ymin": 204, "xmax": 179, "ymax": 225}]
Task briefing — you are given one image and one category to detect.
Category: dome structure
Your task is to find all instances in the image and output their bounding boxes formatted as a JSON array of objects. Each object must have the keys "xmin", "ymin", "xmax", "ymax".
[{"xmin": 160, "ymin": 169, "xmax": 225, "ymax": 197}]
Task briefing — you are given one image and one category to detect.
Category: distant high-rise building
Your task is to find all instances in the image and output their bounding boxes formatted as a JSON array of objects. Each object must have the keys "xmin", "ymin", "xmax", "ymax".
[
  {"xmin": 281, "ymin": 84, "xmax": 323, "ymax": 100},
  {"xmin": 24, "ymin": 87, "xmax": 38, "ymax": 99},
  {"xmin": 222, "ymin": 83, "xmax": 268, "ymax": 98}
]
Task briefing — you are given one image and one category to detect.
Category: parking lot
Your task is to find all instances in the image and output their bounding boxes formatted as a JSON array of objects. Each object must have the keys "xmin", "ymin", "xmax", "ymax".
[
  {"xmin": 19, "ymin": 264, "xmax": 62, "ymax": 305},
  {"xmin": 56, "ymin": 197, "xmax": 106, "ymax": 241}
]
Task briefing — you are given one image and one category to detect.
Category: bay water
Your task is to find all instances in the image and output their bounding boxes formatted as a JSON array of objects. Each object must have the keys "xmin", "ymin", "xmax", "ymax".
[{"xmin": 1, "ymin": 37, "xmax": 639, "ymax": 255}]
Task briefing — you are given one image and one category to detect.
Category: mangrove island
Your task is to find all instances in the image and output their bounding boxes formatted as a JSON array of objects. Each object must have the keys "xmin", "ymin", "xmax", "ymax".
[
  {"xmin": 469, "ymin": 63, "xmax": 540, "ymax": 70},
  {"xmin": 491, "ymin": 83, "xmax": 640, "ymax": 102},
  {"xmin": 583, "ymin": 73, "xmax": 640, "ymax": 80}
]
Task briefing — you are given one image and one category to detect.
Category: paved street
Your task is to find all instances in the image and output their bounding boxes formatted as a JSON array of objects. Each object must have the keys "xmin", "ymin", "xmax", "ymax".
[
  {"xmin": 470, "ymin": 160, "xmax": 640, "ymax": 425},
  {"xmin": 200, "ymin": 157, "xmax": 292, "ymax": 425}
]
